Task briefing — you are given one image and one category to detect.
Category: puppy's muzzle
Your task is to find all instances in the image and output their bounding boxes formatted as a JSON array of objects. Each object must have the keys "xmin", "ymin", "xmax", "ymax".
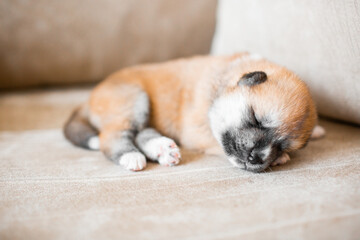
[
  {"xmin": 239, "ymin": 146, "xmax": 280, "ymax": 172},
  {"xmin": 247, "ymin": 151, "xmax": 264, "ymax": 165}
]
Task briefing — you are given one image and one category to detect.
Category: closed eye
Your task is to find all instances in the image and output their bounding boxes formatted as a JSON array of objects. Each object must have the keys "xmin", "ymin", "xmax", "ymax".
[{"xmin": 249, "ymin": 107, "xmax": 262, "ymax": 128}]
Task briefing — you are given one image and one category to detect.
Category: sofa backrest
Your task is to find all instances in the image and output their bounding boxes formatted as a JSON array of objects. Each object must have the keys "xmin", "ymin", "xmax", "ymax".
[{"xmin": 0, "ymin": 0, "xmax": 217, "ymax": 89}]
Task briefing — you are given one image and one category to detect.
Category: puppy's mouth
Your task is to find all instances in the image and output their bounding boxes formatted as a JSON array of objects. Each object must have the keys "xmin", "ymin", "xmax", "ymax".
[
  {"xmin": 243, "ymin": 161, "xmax": 272, "ymax": 173},
  {"xmin": 220, "ymin": 126, "xmax": 286, "ymax": 173},
  {"xmin": 228, "ymin": 156, "xmax": 273, "ymax": 173}
]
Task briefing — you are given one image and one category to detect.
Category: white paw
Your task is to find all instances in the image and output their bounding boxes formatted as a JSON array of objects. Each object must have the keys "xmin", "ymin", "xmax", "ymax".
[
  {"xmin": 87, "ymin": 136, "xmax": 100, "ymax": 150},
  {"xmin": 311, "ymin": 125, "xmax": 326, "ymax": 140},
  {"xmin": 144, "ymin": 137, "xmax": 181, "ymax": 166},
  {"xmin": 119, "ymin": 152, "xmax": 146, "ymax": 171},
  {"xmin": 271, "ymin": 153, "xmax": 290, "ymax": 166}
]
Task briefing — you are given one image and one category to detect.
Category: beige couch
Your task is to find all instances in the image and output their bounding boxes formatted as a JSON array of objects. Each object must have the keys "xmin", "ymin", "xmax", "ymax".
[
  {"xmin": 0, "ymin": 0, "xmax": 216, "ymax": 89},
  {"xmin": 1, "ymin": 1, "xmax": 359, "ymax": 239}
]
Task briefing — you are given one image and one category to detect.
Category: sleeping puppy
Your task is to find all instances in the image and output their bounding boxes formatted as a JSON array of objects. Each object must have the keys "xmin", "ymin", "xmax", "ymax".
[{"xmin": 64, "ymin": 53, "xmax": 325, "ymax": 172}]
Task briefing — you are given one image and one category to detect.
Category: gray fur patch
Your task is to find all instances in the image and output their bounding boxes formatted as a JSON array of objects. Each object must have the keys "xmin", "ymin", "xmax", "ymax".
[
  {"xmin": 135, "ymin": 128, "xmax": 162, "ymax": 149},
  {"xmin": 63, "ymin": 107, "xmax": 98, "ymax": 150},
  {"xmin": 103, "ymin": 130, "xmax": 139, "ymax": 164},
  {"xmin": 132, "ymin": 91, "xmax": 150, "ymax": 131}
]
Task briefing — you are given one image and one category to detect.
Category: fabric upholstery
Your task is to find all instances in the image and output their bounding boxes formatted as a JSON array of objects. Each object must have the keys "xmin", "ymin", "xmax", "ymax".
[
  {"xmin": 212, "ymin": 0, "xmax": 360, "ymax": 125},
  {"xmin": 0, "ymin": 88, "xmax": 359, "ymax": 239},
  {"xmin": 0, "ymin": 0, "xmax": 217, "ymax": 89}
]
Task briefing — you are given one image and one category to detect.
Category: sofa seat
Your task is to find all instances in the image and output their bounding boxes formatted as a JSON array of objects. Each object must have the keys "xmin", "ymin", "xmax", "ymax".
[{"xmin": 0, "ymin": 88, "xmax": 359, "ymax": 239}]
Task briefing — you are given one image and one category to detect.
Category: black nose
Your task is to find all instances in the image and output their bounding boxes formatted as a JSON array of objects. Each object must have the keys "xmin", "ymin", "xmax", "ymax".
[{"xmin": 248, "ymin": 151, "xmax": 263, "ymax": 165}]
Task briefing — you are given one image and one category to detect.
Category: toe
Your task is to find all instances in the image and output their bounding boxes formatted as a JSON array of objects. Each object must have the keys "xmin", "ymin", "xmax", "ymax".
[
  {"xmin": 119, "ymin": 152, "xmax": 146, "ymax": 171},
  {"xmin": 170, "ymin": 151, "xmax": 180, "ymax": 159}
]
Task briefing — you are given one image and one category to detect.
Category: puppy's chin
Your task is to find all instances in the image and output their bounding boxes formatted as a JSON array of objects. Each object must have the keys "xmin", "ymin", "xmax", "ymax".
[
  {"xmin": 244, "ymin": 161, "xmax": 272, "ymax": 173},
  {"xmin": 227, "ymin": 156, "xmax": 246, "ymax": 169},
  {"xmin": 227, "ymin": 156, "xmax": 271, "ymax": 173}
]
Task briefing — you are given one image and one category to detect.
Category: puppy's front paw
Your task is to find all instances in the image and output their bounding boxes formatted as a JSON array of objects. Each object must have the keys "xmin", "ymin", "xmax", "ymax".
[
  {"xmin": 271, "ymin": 153, "xmax": 290, "ymax": 166},
  {"xmin": 311, "ymin": 125, "xmax": 326, "ymax": 140},
  {"xmin": 119, "ymin": 152, "xmax": 146, "ymax": 171},
  {"xmin": 144, "ymin": 137, "xmax": 181, "ymax": 166}
]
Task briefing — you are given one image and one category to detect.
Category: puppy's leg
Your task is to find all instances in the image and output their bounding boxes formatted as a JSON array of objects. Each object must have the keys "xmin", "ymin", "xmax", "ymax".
[
  {"xmin": 100, "ymin": 125, "xmax": 146, "ymax": 171},
  {"xmin": 135, "ymin": 128, "xmax": 181, "ymax": 166},
  {"xmin": 271, "ymin": 152, "xmax": 290, "ymax": 166},
  {"xmin": 91, "ymin": 84, "xmax": 150, "ymax": 171}
]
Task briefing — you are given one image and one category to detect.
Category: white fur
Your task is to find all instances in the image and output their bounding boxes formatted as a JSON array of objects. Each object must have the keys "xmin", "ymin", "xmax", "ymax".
[
  {"xmin": 261, "ymin": 110, "xmax": 281, "ymax": 128},
  {"xmin": 261, "ymin": 146, "xmax": 272, "ymax": 160},
  {"xmin": 311, "ymin": 125, "xmax": 326, "ymax": 139},
  {"xmin": 87, "ymin": 136, "xmax": 100, "ymax": 150},
  {"xmin": 271, "ymin": 153, "xmax": 290, "ymax": 166},
  {"xmin": 208, "ymin": 92, "xmax": 248, "ymax": 143},
  {"xmin": 228, "ymin": 156, "xmax": 244, "ymax": 168},
  {"xmin": 119, "ymin": 152, "xmax": 147, "ymax": 171},
  {"xmin": 143, "ymin": 137, "xmax": 180, "ymax": 166}
]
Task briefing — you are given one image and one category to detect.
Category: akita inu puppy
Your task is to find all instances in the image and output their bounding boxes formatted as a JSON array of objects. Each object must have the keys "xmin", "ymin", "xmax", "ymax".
[{"xmin": 64, "ymin": 53, "xmax": 325, "ymax": 172}]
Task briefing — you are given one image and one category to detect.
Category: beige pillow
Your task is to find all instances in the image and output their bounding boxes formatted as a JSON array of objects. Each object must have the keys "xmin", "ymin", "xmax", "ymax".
[
  {"xmin": 212, "ymin": 0, "xmax": 360, "ymax": 125},
  {"xmin": 0, "ymin": 0, "xmax": 217, "ymax": 89}
]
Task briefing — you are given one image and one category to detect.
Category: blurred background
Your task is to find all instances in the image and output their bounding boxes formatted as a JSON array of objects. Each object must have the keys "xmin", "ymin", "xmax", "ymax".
[{"xmin": 0, "ymin": 0, "xmax": 216, "ymax": 89}]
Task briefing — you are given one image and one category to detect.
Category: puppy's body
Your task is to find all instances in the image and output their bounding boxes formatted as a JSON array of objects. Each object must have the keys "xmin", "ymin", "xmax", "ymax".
[{"xmin": 64, "ymin": 53, "xmax": 321, "ymax": 172}]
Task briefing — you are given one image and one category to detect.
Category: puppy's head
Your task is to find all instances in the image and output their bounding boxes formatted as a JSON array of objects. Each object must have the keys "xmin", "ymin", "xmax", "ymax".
[{"xmin": 209, "ymin": 59, "xmax": 317, "ymax": 172}]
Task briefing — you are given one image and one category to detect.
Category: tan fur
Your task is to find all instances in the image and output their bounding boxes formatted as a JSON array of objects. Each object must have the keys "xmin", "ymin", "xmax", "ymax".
[{"xmin": 67, "ymin": 53, "xmax": 317, "ymax": 165}]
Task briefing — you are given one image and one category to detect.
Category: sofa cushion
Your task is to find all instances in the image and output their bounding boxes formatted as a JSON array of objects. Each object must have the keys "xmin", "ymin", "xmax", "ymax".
[
  {"xmin": 212, "ymin": 0, "xmax": 360, "ymax": 125},
  {"xmin": 0, "ymin": 87, "xmax": 359, "ymax": 239},
  {"xmin": 0, "ymin": 0, "xmax": 217, "ymax": 89}
]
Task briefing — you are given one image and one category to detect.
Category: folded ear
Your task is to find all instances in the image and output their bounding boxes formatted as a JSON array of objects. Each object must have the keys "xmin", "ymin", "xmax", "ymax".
[
  {"xmin": 238, "ymin": 71, "xmax": 267, "ymax": 86},
  {"xmin": 310, "ymin": 125, "xmax": 326, "ymax": 140}
]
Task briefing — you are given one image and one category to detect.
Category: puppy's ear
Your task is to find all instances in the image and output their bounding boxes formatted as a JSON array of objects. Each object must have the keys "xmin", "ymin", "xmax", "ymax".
[
  {"xmin": 238, "ymin": 71, "xmax": 267, "ymax": 86},
  {"xmin": 310, "ymin": 125, "xmax": 326, "ymax": 140}
]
